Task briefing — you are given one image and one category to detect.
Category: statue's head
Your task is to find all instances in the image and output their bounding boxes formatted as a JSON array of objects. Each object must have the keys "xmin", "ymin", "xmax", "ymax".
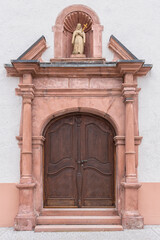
[{"xmin": 76, "ymin": 23, "xmax": 82, "ymax": 30}]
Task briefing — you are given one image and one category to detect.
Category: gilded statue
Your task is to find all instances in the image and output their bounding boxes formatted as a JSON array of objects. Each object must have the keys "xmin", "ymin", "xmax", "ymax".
[{"xmin": 72, "ymin": 23, "xmax": 85, "ymax": 54}]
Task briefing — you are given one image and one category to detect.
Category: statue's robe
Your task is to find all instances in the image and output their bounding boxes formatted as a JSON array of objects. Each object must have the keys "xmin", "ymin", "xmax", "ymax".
[{"xmin": 72, "ymin": 29, "xmax": 85, "ymax": 54}]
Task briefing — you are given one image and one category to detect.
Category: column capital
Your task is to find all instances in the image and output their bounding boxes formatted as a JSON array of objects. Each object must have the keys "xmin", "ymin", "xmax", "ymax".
[
  {"xmin": 122, "ymin": 82, "xmax": 137, "ymax": 102},
  {"xmin": 122, "ymin": 87, "xmax": 136, "ymax": 102},
  {"xmin": 122, "ymin": 88, "xmax": 136, "ymax": 103},
  {"xmin": 16, "ymin": 84, "xmax": 35, "ymax": 101},
  {"xmin": 114, "ymin": 136, "xmax": 125, "ymax": 145},
  {"xmin": 32, "ymin": 136, "xmax": 45, "ymax": 146},
  {"xmin": 122, "ymin": 73, "xmax": 137, "ymax": 101},
  {"xmin": 122, "ymin": 70, "xmax": 137, "ymax": 100},
  {"xmin": 23, "ymin": 97, "xmax": 33, "ymax": 104}
]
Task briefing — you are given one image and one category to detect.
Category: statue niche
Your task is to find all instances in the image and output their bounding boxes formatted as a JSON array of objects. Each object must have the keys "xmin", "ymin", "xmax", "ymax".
[
  {"xmin": 63, "ymin": 11, "xmax": 92, "ymax": 58},
  {"xmin": 72, "ymin": 23, "xmax": 85, "ymax": 56},
  {"xmin": 53, "ymin": 5, "xmax": 103, "ymax": 58}
]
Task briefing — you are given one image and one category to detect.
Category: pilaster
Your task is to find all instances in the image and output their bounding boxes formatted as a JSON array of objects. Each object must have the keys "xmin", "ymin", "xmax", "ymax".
[
  {"xmin": 15, "ymin": 74, "xmax": 36, "ymax": 231},
  {"xmin": 32, "ymin": 136, "xmax": 45, "ymax": 214},
  {"xmin": 121, "ymin": 73, "xmax": 143, "ymax": 229}
]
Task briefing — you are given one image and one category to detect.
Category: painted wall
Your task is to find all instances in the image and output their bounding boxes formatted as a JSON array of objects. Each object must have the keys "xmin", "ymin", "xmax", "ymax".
[
  {"xmin": 0, "ymin": 0, "xmax": 159, "ymax": 183},
  {"xmin": 1, "ymin": 183, "xmax": 160, "ymax": 226}
]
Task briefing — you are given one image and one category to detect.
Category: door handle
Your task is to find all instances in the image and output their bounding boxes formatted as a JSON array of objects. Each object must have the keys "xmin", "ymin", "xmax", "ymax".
[{"xmin": 81, "ymin": 160, "xmax": 87, "ymax": 164}]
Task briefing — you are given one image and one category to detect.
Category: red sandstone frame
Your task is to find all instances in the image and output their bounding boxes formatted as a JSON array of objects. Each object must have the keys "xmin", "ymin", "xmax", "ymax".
[{"xmin": 5, "ymin": 4, "xmax": 152, "ymax": 231}]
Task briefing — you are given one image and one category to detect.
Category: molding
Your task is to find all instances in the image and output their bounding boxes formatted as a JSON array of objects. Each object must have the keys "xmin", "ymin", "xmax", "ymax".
[
  {"xmin": 16, "ymin": 136, "xmax": 45, "ymax": 146},
  {"xmin": 35, "ymin": 88, "xmax": 122, "ymax": 97},
  {"xmin": 121, "ymin": 182, "xmax": 142, "ymax": 189},
  {"xmin": 16, "ymin": 183, "xmax": 36, "ymax": 189},
  {"xmin": 16, "ymin": 136, "xmax": 22, "ymax": 147},
  {"xmin": 32, "ymin": 136, "xmax": 45, "ymax": 145},
  {"xmin": 16, "ymin": 84, "xmax": 35, "ymax": 98},
  {"xmin": 114, "ymin": 136, "xmax": 125, "ymax": 145},
  {"xmin": 108, "ymin": 35, "xmax": 138, "ymax": 60},
  {"xmin": 50, "ymin": 58, "xmax": 106, "ymax": 63},
  {"xmin": 114, "ymin": 136, "xmax": 142, "ymax": 145},
  {"xmin": 135, "ymin": 136, "xmax": 143, "ymax": 145},
  {"xmin": 5, "ymin": 60, "xmax": 152, "ymax": 78}
]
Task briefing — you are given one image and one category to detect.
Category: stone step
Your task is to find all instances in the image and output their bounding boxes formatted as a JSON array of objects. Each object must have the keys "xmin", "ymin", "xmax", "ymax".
[
  {"xmin": 41, "ymin": 208, "xmax": 118, "ymax": 216},
  {"xmin": 36, "ymin": 215, "xmax": 121, "ymax": 225},
  {"xmin": 35, "ymin": 224, "xmax": 123, "ymax": 232}
]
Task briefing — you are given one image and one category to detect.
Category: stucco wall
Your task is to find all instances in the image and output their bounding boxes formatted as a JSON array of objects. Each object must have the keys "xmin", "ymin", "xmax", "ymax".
[{"xmin": 0, "ymin": 0, "xmax": 159, "ymax": 182}]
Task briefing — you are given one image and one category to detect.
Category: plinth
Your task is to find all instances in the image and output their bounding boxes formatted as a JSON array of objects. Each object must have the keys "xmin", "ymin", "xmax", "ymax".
[{"xmin": 70, "ymin": 54, "xmax": 86, "ymax": 58}]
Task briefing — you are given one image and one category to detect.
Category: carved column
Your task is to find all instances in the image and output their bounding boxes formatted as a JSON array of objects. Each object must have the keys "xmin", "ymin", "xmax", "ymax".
[
  {"xmin": 15, "ymin": 74, "xmax": 36, "ymax": 231},
  {"xmin": 121, "ymin": 73, "xmax": 143, "ymax": 229}
]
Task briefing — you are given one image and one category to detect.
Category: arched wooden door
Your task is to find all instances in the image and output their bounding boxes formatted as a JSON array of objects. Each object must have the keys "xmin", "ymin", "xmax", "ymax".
[{"xmin": 44, "ymin": 113, "xmax": 115, "ymax": 208}]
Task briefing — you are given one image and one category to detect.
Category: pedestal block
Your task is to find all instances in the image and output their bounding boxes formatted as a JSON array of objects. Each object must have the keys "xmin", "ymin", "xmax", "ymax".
[
  {"xmin": 121, "ymin": 182, "xmax": 143, "ymax": 229},
  {"xmin": 15, "ymin": 183, "xmax": 36, "ymax": 230}
]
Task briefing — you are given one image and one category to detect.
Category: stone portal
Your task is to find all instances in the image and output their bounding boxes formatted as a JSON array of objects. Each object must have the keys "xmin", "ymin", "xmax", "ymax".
[{"xmin": 5, "ymin": 4, "xmax": 152, "ymax": 231}]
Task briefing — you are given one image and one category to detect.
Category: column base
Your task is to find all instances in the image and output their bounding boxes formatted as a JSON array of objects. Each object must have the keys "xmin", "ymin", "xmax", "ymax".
[
  {"xmin": 122, "ymin": 214, "xmax": 144, "ymax": 229},
  {"xmin": 14, "ymin": 214, "xmax": 36, "ymax": 231},
  {"xmin": 121, "ymin": 181, "xmax": 143, "ymax": 229},
  {"xmin": 15, "ymin": 182, "xmax": 36, "ymax": 230}
]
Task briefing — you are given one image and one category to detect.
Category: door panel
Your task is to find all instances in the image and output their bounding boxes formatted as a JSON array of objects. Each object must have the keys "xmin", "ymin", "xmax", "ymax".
[
  {"xmin": 44, "ymin": 113, "xmax": 115, "ymax": 208},
  {"xmin": 81, "ymin": 115, "xmax": 114, "ymax": 207},
  {"xmin": 85, "ymin": 123, "xmax": 109, "ymax": 163},
  {"xmin": 44, "ymin": 116, "xmax": 77, "ymax": 207}
]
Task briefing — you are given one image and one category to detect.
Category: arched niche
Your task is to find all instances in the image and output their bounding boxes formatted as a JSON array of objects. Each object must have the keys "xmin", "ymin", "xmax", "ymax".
[{"xmin": 52, "ymin": 4, "xmax": 103, "ymax": 58}]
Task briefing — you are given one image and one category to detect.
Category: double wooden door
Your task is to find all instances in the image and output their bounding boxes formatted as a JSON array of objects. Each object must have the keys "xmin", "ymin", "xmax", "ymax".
[{"xmin": 44, "ymin": 113, "xmax": 115, "ymax": 208}]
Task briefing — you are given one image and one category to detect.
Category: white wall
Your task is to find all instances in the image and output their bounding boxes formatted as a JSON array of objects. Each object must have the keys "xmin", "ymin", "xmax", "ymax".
[{"xmin": 0, "ymin": 0, "xmax": 159, "ymax": 182}]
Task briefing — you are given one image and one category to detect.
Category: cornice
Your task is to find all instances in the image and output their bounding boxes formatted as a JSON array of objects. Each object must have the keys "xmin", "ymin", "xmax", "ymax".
[
  {"xmin": 117, "ymin": 60, "xmax": 144, "ymax": 74},
  {"xmin": 5, "ymin": 60, "xmax": 152, "ymax": 78},
  {"xmin": 11, "ymin": 60, "xmax": 40, "ymax": 76}
]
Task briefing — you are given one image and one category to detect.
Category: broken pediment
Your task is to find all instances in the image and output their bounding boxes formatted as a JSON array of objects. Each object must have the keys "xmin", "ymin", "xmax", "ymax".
[
  {"xmin": 4, "ymin": 3, "xmax": 152, "ymax": 78},
  {"xmin": 13, "ymin": 33, "xmax": 139, "ymax": 63},
  {"xmin": 17, "ymin": 36, "xmax": 47, "ymax": 61},
  {"xmin": 108, "ymin": 35, "xmax": 138, "ymax": 61},
  {"xmin": 5, "ymin": 32, "xmax": 152, "ymax": 78}
]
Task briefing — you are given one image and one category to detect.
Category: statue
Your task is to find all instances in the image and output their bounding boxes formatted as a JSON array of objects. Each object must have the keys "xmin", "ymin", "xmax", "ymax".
[{"xmin": 72, "ymin": 23, "xmax": 85, "ymax": 54}]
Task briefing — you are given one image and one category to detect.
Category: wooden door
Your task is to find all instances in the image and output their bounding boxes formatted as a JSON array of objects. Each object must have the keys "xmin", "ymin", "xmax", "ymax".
[{"xmin": 44, "ymin": 114, "xmax": 115, "ymax": 208}]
